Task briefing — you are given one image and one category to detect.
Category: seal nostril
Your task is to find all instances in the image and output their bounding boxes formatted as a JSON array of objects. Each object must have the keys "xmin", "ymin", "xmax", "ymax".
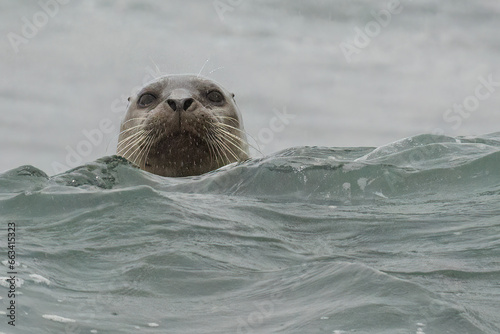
[
  {"xmin": 183, "ymin": 98, "xmax": 194, "ymax": 111},
  {"xmin": 167, "ymin": 99, "xmax": 177, "ymax": 111}
]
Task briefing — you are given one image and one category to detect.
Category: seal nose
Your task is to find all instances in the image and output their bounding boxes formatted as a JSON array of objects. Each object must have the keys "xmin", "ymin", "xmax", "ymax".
[
  {"xmin": 166, "ymin": 97, "xmax": 194, "ymax": 112},
  {"xmin": 166, "ymin": 89, "xmax": 196, "ymax": 112}
]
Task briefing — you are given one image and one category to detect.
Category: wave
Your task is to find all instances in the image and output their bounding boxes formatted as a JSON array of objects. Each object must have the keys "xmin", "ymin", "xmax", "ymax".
[
  {"xmin": 2, "ymin": 133, "xmax": 499, "ymax": 333},
  {"xmin": 2, "ymin": 133, "xmax": 500, "ymax": 203}
]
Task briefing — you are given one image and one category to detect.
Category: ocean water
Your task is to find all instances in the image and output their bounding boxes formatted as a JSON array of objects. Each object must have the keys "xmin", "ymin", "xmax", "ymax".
[{"xmin": 1, "ymin": 133, "xmax": 499, "ymax": 334}]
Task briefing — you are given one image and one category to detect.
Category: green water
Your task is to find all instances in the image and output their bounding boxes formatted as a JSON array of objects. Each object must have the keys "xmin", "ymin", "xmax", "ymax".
[{"xmin": 1, "ymin": 133, "xmax": 499, "ymax": 334}]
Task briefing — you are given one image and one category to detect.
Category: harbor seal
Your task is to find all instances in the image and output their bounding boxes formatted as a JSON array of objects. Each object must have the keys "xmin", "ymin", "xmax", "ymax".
[{"xmin": 117, "ymin": 74, "xmax": 249, "ymax": 177}]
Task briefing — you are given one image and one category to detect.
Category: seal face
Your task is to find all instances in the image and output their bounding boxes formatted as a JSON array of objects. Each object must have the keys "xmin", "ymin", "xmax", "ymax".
[{"xmin": 117, "ymin": 75, "xmax": 249, "ymax": 177}]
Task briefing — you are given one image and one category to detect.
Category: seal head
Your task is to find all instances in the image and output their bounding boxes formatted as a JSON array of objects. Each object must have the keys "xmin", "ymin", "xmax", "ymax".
[{"xmin": 117, "ymin": 75, "xmax": 249, "ymax": 177}]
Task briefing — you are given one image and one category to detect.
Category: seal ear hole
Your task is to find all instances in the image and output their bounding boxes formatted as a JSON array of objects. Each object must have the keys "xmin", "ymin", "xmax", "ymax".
[
  {"xmin": 138, "ymin": 93, "xmax": 157, "ymax": 107},
  {"xmin": 207, "ymin": 90, "xmax": 224, "ymax": 103},
  {"xmin": 127, "ymin": 97, "xmax": 131, "ymax": 102}
]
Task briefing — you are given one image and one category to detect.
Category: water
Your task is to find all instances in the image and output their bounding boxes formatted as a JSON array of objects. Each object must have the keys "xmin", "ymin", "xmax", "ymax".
[{"xmin": 1, "ymin": 133, "xmax": 499, "ymax": 334}]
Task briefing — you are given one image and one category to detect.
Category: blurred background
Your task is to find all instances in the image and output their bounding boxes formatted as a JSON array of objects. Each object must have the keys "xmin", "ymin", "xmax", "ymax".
[{"xmin": 1, "ymin": 0, "xmax": 499, "ymax": 175}]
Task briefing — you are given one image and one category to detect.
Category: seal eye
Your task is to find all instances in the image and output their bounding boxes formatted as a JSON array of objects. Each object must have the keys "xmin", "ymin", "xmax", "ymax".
[
  {"xmin": 138, "ymin": 93, "xmax": 157, "ymax": 107},
  {"xmin": 207, "ymin": 90, "xmax": 224, "ymax": 103}
]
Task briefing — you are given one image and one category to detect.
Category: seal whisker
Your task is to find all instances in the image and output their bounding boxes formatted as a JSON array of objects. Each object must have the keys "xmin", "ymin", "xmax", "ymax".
[
  {"xmin": 211, "ymin": 127, "xmax": 250, "ymax": 158},
  {"xmin": 211, "ymin": 115, "xmax": 257, "ymax": 144},
  {"xmin": 117, "ymin": 137, "xmax": 142, "ymax": 157},
  {"xmin": 209, "ymin": 133, "xmax": 230, "ymax": 165},
  {"xmin": 211, "ymin": 129, "xmax": 239, "ymax": 155},
  {"xmin": 211, "ymin": 119, "xmax": 261, "ymax": 154},
  {"xmin": 216, "ymin": 140, "xmax": 232, "ymax": 165},
  {"xmin": 118, "ymin": 124, "xmax": 146, "ymax": 137},
  {"xmin": 211, "ymin": 125, "xmax": 246, "ymax": 143},
  {"xmin": 204, "ymin": 131, "xmax": 217, "ymax": 168},
  {"xmin": 143, "ymin": 139, "xmax": 155, "ymax": 169},
  {"xmin": 148, "ymin": 57, "xmax": 162, "ymax": 79},
  {"xmin": 117, "ymin": 130, "xmax": 147, "ymax": 152},
  {"xmin": 206, "ymin": 134, "xmax": 217, "ymax": 167},
  {"xmin": 206, "ymin": 132, "xmax": 223, "ymax": 165},
  {"xmin": 137, "ymin": 131, "xmax": 156, "ymax": 168},
  {"xmin": 208, "ymin": 66, "xmax": 225, "ymax": 75},
  {"xmin": 118, "ymin": 139, "xmax": 143, "ymax": 161},
  {"xmin": 117, "ymin": 128, "xmax": 147, "ymax": 146},
  {"xmin": 197, "ymin": 57, "xmax": 210, "ymax": 77},
  {"xmin": 211, "ymin": 132, "xmax": 239, "ymax": 163},
  {"xmin": 212, "ymin": 118, "xmax": 249, "ymax": 137},
  {"xmin": 208, "ymin": 118, "xmax": 246, "ymax": 138},
  {"xmin": 132, "ymin": 132, "xmax": 150, "ymax": 167},
  {"xmin": 120, "ymin": 117, "xmax": 147, "ymax": 128},
  {"xmin": 104, "ymin": 118, "xmax": 147, "ymax": 155},
  {"xmin": 118, "ymin": 130, "xmax": 149, "ymax": 160},
  {"xmin": 128, "ymin": 131, "xmax": 154, "ymax": 166},
  {"xmin": 116, "ymin": 124, "xmax": 148, "ymax": 150}
]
